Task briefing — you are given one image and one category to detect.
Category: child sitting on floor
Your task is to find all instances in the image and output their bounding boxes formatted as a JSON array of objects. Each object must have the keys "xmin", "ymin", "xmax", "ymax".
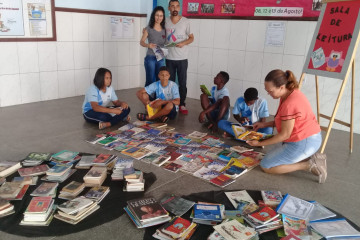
[
  {"xmin": 136, "ymin": 66, "xmax": 180, "ymax": 123},
  {"xmin": 218, "ymin": 87, "xmax": 272, "ymax": 138},
  {"xmin": 199, "ymin": 71, "xmax": 230, "ymax": 132}
]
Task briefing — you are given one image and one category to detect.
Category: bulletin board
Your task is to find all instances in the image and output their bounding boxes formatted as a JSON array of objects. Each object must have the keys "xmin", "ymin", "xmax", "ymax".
[
  {"xmin": 183, "ymin": 0, "xmax": 322, "ymax": 20},
  {"xmin": 0, "ymin": 0, "xmax": 56, "ymax": 42},
  {"xmin": 303, "ymin": 0, "xmax": 360, "ymax": 79}
]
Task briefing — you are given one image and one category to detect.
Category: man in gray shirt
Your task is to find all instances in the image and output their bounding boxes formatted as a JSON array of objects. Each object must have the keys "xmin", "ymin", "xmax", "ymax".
[{"xmin": 166, "ymin": 0, "xmax": 194, "ymax": 115}]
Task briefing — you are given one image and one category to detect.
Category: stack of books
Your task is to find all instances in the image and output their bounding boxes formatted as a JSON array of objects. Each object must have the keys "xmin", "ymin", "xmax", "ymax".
[
  {"xmin": 50, "ymin": 150, "xmax": 80, "ymax": 165},
  {"xmin": 18, "ymin": 164, "xmax": 50, "ymax": 177},
  {"xmin": 243, "ymin": 206, "xmax": 282, "ymax": 234},
  {"xmin": 20, "ymin": 196, "xmax": 56, "ymax": 226},
  {"xmin": 83, "ymin": 166, "xmax": 107, "ymax": 187},
  {"xmin": 212, "ymin": 219, "xmax": 258, "ymax": 240},
  {"xmin": 0, "ymin": 161, "xmax": 22, "ymax": 178},
  {"xmin": 84, "ymin": 186, "xmax": 110, "ymax": 203},
  {"xmin": 192, "ymin": 202, "xmax": 225, "ymax": 225},
  {"xmin": 111, "ymin": 157, "xmax": 133, "ymax": 181},
  {"xmin": 54, "ymin": 196, "xmax": 99, "ymax": 225},
  {"xmin": 124, "ymin": 197, "xmax": 171, "ymax": 228},
  {"xmin": 124, "ymin": 168, "xmax": 144, "ymax": 192},
  {"xmin": 153, "ymin": 217, "xmax": 198, "ymax": 240},
  {"xmin": 261, "ymin": 190, "xmax": 283, "ymax": 207},
  {"xmin": 12, "ymin": 176, "xmax": 38, "ymax": 186},
  {"xmin": 0, "ymin": 198, "xmax": 15, "ymax": 217},
  {"xmin": 92, "ymin": 154, "xmax": 118, "ymax": 167},
  {"xmin": 22, "ymin": 152, "xmax": 52, "ymax": 167},
  {"xmin": 75, "ymin": 154, "xmax": 96, "ymax": 169},
  {"xmin": 30, "ymin": 182, "xmax": 58, "ymax": 198},
  {"xmin": 58, "ymin": 181, "xmax": 85, "ymax": 200},
  {"xmin": 0, "ymin": 182, "xmax": 24, "ymax": 199},
  {"xmin": 44, "ymin": 164, "xmax": 74, "ymax": 182}
]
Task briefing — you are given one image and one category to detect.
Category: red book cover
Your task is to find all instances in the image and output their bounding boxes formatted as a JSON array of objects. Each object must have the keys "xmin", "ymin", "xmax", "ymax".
[
  {"xmin": 93, "ymin": 154, "xmax": 111, "ymax": 163},
  {"xmin": 163, "ymin": 217, "xmax": 191, "ymax": 237},
  {"xmin": 249, "ymin": 206, "xmax": 278, "ymax": 223},
  {"xmin": 210, "ymin": 174, "xmax": 234, "ymax": 187},
  {"xmin": 26, "ymin": 196, "xmax": 53, "ymax": 213}
]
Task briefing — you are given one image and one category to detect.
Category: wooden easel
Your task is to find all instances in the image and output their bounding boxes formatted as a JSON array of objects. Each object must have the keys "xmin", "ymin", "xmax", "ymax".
[{"xmin": 300, "ymin": 0, "xmax": 360, "ymax": 153}]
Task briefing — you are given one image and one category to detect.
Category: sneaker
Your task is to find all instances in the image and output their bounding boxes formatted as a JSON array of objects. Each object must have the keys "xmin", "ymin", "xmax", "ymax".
[
  {"xmin": 179, "ymin": 106, "xmax": 188, "ymax": 115},
  {"xmin": 309, "ymin": 153, "xmax": 327, "ymax": 184}
]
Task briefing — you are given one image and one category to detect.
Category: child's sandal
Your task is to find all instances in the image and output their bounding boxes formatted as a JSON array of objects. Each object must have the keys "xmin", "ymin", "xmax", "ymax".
[
  {"xmin": 137, "ymin": 113, "xmax": 147, "ymax": 121},
  {"xmin": 160, "ymin": 116, "xmax": 169, "ymax": 123}
]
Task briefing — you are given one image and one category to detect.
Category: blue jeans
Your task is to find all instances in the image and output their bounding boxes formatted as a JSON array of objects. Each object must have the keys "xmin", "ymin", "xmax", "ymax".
[
  {"xmin": 218, "ymin": 120, "xmax": 273, "ymax": 136},
  {"xmin": 144, "ymin": 55, "xmax": 165, "ymax": 87},
  {"xmin": 260, "ymin": 132, "xmax": 322, "ymax": 169},
  {"xmin": 83, "ymin": 107, "xmax": 130, "ymax": 127}
]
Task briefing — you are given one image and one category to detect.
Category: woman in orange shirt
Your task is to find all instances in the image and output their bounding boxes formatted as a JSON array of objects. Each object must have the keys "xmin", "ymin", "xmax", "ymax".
[{"xmin": 247, "ymin": 69, "xmax": 327, "ymax": 183}]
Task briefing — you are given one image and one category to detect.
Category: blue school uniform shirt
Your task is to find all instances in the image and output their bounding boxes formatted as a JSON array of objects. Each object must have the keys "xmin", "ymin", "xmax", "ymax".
[
  {"xmin": 145, "ymin": 81, "xmax": 180, "ymax": 111},
  {"xmin": 210, "ymin": 86, "xmax": 230, "ymax": 120},
  {"xmin": 232, "ymin": 97, "xmax": 269, "ymax": 124},
  {"xmin": 82, "ymin": 85, "xmax": 118, "ymax": 113}
]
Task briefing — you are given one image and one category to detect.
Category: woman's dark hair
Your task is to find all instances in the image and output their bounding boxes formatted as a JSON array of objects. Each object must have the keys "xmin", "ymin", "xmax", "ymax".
[
  {"xmin": 264, "ymin": 69, "xmax": 299, "ymax": 91},
  {"xmin": 93, "ymin": 68, "xmax": 112, "ymax": 89},
  {"xmin": 149, "ymin": 6, "xmax": 165, "ymax": 29},
  {"xmin": 244, "ymin": 88, "xmax": 258, "ymax": 102}
]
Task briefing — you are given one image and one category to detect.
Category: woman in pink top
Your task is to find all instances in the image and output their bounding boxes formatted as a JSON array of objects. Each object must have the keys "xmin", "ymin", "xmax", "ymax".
[{"xmin": 247, "ymin": 70, "xmax": 327, "ymax": 183}]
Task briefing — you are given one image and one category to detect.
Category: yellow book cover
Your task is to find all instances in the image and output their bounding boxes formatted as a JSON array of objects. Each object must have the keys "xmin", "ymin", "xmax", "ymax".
[
  {"xmin": 237, "ymin": 131, "xmax": 263, "ymax": 141},
  {"xmin": 231, "ymin": 125, "xmax": 246, "ymax": 139},
  {"xmin": 220, "ymin": 158, "xmax": 244, "ymax": 172},
  {"xmin": 146, "ymin": 104, "xmax": 161, "ymax": 118}
]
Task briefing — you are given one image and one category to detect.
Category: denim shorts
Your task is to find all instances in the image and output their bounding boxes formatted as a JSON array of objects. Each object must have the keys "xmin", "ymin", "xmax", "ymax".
[{"xmin": 260, "ymin": 132, "xmax": 322, "ymax": 169}]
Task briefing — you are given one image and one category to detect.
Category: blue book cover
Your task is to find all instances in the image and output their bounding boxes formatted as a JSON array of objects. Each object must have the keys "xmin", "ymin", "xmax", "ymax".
[{"xmin": 194, "ymin": 203, "xmax": 222, "ymax": 221}]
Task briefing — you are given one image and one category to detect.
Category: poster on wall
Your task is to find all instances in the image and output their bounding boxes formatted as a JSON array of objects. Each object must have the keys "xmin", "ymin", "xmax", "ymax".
[
  {"xmin": 303, "ymin": 1, "xmax": 360, "ymax": 80},
  {"xmin": 265, "ymin": 22, "xmax": 285, "ymax": 47},
  {"xmin": 182, "ymin": 0, "xmax": 321, "ymax": 18},
  {"xmin": 111, "ymin": 16, "xmax": 134, "ymax": 39},
  {"xmin": 0, "ymin": 0, "xmax": 25, "ymax": 36},
  {"xmin": 27, "ymin": 2, "xmax": 47, "ymax": 36}
]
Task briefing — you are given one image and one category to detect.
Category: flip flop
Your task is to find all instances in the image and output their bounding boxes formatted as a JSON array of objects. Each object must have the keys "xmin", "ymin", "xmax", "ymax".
[{"xmin": 159, "ymin": 116, "xmax": 169, "ymax": 123}]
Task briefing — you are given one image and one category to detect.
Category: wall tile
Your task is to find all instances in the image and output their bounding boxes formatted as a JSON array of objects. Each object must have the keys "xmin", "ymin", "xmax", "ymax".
[
  {"xmin": 20, "ymin": 73, "xmax": 41, "ymax": 104},
  {"xmin": 18, "ymin": 42, "xmax": 39, "ymax": 74},
  {"xmin": 262, "ymin": 53, "xmax": 283, "ymax": 81},
  {"xmin": 0, "ymin": 43, "xmax": 19, "ymax": 75},
  {"xmin": 40, "ymin": 71, "xmax": 58, "ymax": 101},
  {"xmin": 57, "ymin": 42, "xmax": 74, "ymax": 70},
  {"xmin": 213, "ymin": 20, "xmax": 231, "ymax": 49},
  {"xmin": 89, "ymin": 14, "xmax": 104, "ymax": 41},
  {"xmin": 74, "ymin": 42, "xmax": 90, "ymax": 69},
  {"xmin": 118, "ymin": 42, "xmax": 130, "ymax": 66},
  {"xmin": 56, "ymin": 12, "xmax": 73, "ymax": 41},
  {"xmin": 58, "ymin": 70, "xmax": 75, "ymax": 98},
  {"xmin": 75, "ymin": 69, "xmax": 90, "ymax": 96},
  {"xmin": 227, "ymin": 50, "xmax": 246, "ymax": 81},
  {"xmin": 282, "ymin": 55, "xmax": 305, "ymax": 78},
  {"xmin": 38, "ymin": 42, "xmax": 57, "ymax": 72},
  {"xmin": 188, "ymin": 46, "xmax": 199, "ymax": 73},
  {"xmin": 229, "ymin": 20, "xmax": 248, "ymax": 51},
  {"xmin": 187, "ymin": 73, "xmax": 199, "ymax": 99},
  {"xmin": 0, "ymin": 74, "xmax": 21, "ymax": 107},
  {"xmin": 284, "ymin": 21, "xmax": 308, "ymax": 56},
  {"xmin": 129, "ymin": 42, "xmax": 140, "ymax": 65},
  {"xmin": 72, "ymin": 13, "xmax": 89, "ymax": 41},
  {"xmin": 139, "ymin": 64, "xmax": 146, "ymax": 88},
  {"xmin": 226, "ymin": 79, "xmax": 243, "ymax": 107},
  {"xmin": 199, "ymin": 19, "xmax": 215, "ymax": 48},
  {"xmin": 244, "ymin": 51, "xmax": 264, "ymax": 83},
  {"xmin": 246, "ymin": 21, "xmax": 266, "ymax": 52},
  {"xmin": 198, "ymin": 48, "xmax": 213, "ymax": 76},
  {"xmin": 189, "ymin": 19, "xmax": 200, "ymax": 47},
  {"xmin": 304, "ymin": 22, "xmax": 317, "ymax": 56},
  {"xmin": 212, "ymin": 49, "xmax": 228, "ymax": 76},
  {"xmin": 129, "ymin": 65, "xmax": 140, "ymax": 88},
  {"xmin": 104, "ymin": 42, "xmax": 118, "ymax": 67},
  {"xmin": 89, "ymin": 42, "xmax": 104, "ymax": 69},
  {"xmin": 118, "ymin": 66, "xmax": 130, "ymax": 90}
]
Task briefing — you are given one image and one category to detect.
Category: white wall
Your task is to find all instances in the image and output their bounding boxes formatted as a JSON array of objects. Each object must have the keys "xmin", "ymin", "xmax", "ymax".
[
  {"xmin": 0, "ymin": 12, "xmax": 147, "ymax": 106},
  {"xmin": 54, "ymin": 0, "xmax": 144, "ymax": 13},
  {"xmin": 186, "ymin": 19, "xmax": 360, "ymax": 133}
]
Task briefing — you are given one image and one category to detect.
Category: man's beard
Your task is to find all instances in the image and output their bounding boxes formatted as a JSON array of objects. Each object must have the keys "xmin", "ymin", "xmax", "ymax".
[{"xmin": 171, "ymin": 11, "xmax": 178, "ymax": 16}]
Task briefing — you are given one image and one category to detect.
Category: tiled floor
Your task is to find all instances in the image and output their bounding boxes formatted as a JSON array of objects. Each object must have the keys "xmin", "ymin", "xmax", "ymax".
[{"xmin": 1, "ymin": 88, "xmax": 359, "ymax": 239}]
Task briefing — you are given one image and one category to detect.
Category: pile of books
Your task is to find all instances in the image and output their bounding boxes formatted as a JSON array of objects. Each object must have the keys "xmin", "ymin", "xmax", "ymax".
[
  {"xmin": 0, "ymin": 182, "xmax": 24, "ymax": 199},
  {"xmin": 58, "ymin": 181, "xmax": 85, "ymax": 200},
  {"xmin": 0, "ymin": 198, "xmax": 14, "ymax": 217},
  {"xmin": 83, "ymin": 166, "xmax": 107, "ymax": 187},
  {"xmin": 54, "ymin": 196, "xmax": 99, "ymax": 225},
  {"xmin": 44, "ymin": 164, "xmax": 74, "ymax": 182},
  {"xmin": 124, "ymin": 197, "xmax": 171, "ymax": 228},
  {"xmin": 153, "ymin": 217, "xmax": 198, "ymax": 240},
  {"xmin": 22, "ymin": 152, "xmax": 52, "ymax": 167},
  {"xmin": 0, "ymin": 161, "xmax": 22, "ymax": 178},
  {"xmin": 211, "ymin": 219, "xmax": 259, "ymax": 240},
  {"xmin": 191, "ymin": 202, "xmax": 225, "ymax": 225},
  {"xmin": 84, "ymin": 186, "xmax": 110, "ymax": 203},
  {"xmin": 123, "ymin": 168, "xmax": 144, "ymax": 192},
  {"xmin": 18, "ymin": 164, "xmax": 50, "ymax": 177},
  {"xmin": 30, "ymin": 182, "xmax": 58, "ymax": 198},
  {"xmin": 20, "ymin": 196, "xmax": 56, "ymax": 226},
  {"xmin": 111, "ymin": 157, "xmax": 133, "ymax": 180},
  {"xmin": 50, "ymin": 150, "xmax": 80, "ymax": 165},
  {"xmin": 85, "ymin": 121, "xmax": 265, "ymax": 188}
]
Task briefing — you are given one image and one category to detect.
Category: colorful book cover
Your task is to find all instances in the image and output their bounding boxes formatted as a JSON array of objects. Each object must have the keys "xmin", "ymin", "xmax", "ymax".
[
  {"xmin": 173, "ymin": 137, "xmax": 192, "ymax": 146},
  {"xmin": 24, "ymin": 152, "xmax": 52, "ymax": 161},
  {"xmin": 261, "ymin": 190, "xmax": 283, "ymax": 205},
  {"xmin": 224, "ymin": 190, "xmax": 255, "ymax": 209},
  {"xmin": 162, "ymin": 162, "xmax": 182, "ymax": 173},
  {"xmin": 51, "ymin": 150, "xmax": 79, "ymax": 161},
  {"xmin": 193, "ymin": 203, "xmax": 222, "ymax": 221},
  {"xmin": 31, "ymin": 182, "xmax": 58, "ymax": 196},
  {"xmin": 248, "ymin": 206, "xmax": 279, "ymax": 223},
  {"xmin": 127, "ymin": 197, "xmax": 168, "ymax": 222},
  {"xmin": 214, "ymin": 220, "xmax": 257, "ymax": 240},
  {"xmin": 162, "ymin": 217, "xmax": 192, "ymax": 238},
  {"xmin": 26, "ymin": 196, "xmax": 53, "ymax": 213},
  {"xmin": 200, "ymin": 84, "xmax": 211, "ymax": 96},
  {"xmin": 160, "ymin": 195, "xmax": 195, "ymax": 217},
  {"xmin": 210, "ymin": 174, "xmax": 235, "ymax": 188},
  {"xmin": 18, "ymin": 164, "xmax": 50, "ymax": 176},
  {"xmin": 146, "ymin": 104, "xmax": 161, "ymax": 118},
  {"xmin": 47, "ymin": 164, "xmax": 71, "ymax": 174},
  {"xmin": 276, "ymin": 194, "xmax": 314, "ymax": 220},
  {"xmin": 97, "ymin": 136, "xmax": 117, "ymax": 145},
  {"xmin": 282, "ymin": 214, "xmax": 310, "ymax": 238}
]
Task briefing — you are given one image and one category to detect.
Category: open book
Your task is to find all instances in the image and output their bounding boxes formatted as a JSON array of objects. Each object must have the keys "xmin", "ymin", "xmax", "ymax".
[
  {"xmin": 200, "ymin": 85, "xmax": 211, "ymax": 96},
  {"xmin": 152, "ymin": 46, "xmax": 168, "ymax": 61},
  {"xmin": 146, "ymin": 104, "xmax": 161, "ymax": 118}
]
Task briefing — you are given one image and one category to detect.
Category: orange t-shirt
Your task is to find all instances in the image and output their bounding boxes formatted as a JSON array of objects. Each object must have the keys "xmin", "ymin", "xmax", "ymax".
[{"xmin": 274, "ymin": 89, "xmax": 320, "ymax": 142}]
